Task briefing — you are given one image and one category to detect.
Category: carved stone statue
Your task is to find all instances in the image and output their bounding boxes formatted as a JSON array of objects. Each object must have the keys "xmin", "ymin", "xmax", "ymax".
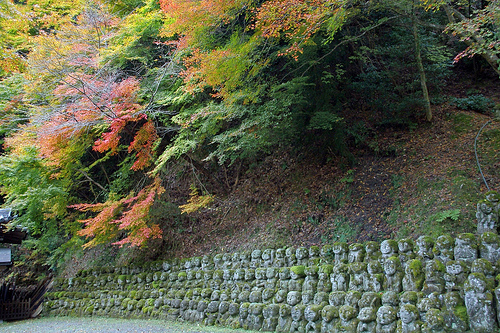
[
  {"xmin": 290, "ymin": 304, "xmax": 307, "ymax": 333},
  {"xmin": 365, "ymin": 260, "xmax": 383, "ymax": 293},
  {"xmin": 365, "ymin": 241, "xmax": 381, "ymax": 262},
  {"xmin": 296, "ymin": 247, "xmax": 309, "ymax": 266},
  {"xmin": 476, "ymin": 199, "xmax": 498, "ymax": 234},
  {"xmin": 433, "ymin": 234, "xmax": 454, "ymax": 264},
  {"xmin": 275, "ymin": 304, "xmax": 292, "ymax": 333},
  {"xmin": 380, "ymin": 240, "xmax": 398, "ymax": 262},
  {"xmin": 333, "ymin": 242, "xmax": 349, "ymax": 263},
  {"xmin": 479, "ymin": 232, "xmax": 500, "ymax": 263},
  {"xmin": 454, "ymin": 233, "xmax": 478, "ymax": 264},
  {"xmin": 338, "ymin": 305, "xmax": 359, "ymax": 333},
  {"xmin": 349, "ymin": 262, "xmax": 368, "ymax": 292},
  {"xmin": 304, "ymin": 304, "xmax": 323, "ymax": 333},
  {"xmin": 397, "ymin": 304, "xmax": 422, "ymax": 333},
  {"xmin": 444, "ymin": 260, "xmax": 468, "ymax": 292},
  {"xmin": 320, "ymin": 305, "xmax": 339, "ymax": 333},
  {"xmin": 331, "ymin": 262, "xmax": 349, "ymax": 292},
  {"xmin": 398, "ymin": 238, "xmax": 415, "ymax": 269},
  {"xmin": 441, "ymin": 292, "xmax": 468, "ymax": 332},
  {"xmin": 262, "ymin": 304, "xmax": 279, "ymax": 332},
  {"xmin": 248, "ymin": 302, "xmax": 264, "ymax": 331},
  {"xmin": 376, "ymin": 305, "xmax": 397, "ymax": 333},
  {"xmin": 383, "ymin": 256, "xmax": 403, "ymax": 293},
  {"xmin": 402, "ymin": 259, "xmax": 424, "ymax": 292},
  {"xmin": 316, "ymin": 265, "xmax": 333, "ymax": 293},
  {"xmin": 348, "ymin": 243, "xmax": 365, "ymax": 263},
  {"xmin": 415, "ymin": 236, "xmax": 434, "ymax": 264},
  {"xmin": 357, "ymin": 307, "xmax": 377, "ymax": 333},
  {"xmin": 464, "ymin": 272, "xmax": 498, "ymax": 332},
  {"xmin": 422, "ymin": 259, "xmax": 445, "ymax": 295}
]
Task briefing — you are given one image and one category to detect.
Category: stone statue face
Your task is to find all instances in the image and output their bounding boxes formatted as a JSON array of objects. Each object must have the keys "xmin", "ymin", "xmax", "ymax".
[
  {"xmin": 214, "ymin": 254, "xmax": 223, "ymax": 264},
  {"xmin": 287, "ymin": 291, "xmax": 302, "ymax": 306},
  {"xmin": 263, "ymin": 288, "xmax": 274, "ymax": 301},
  {"xmin": 377, "ymin": 306, "xmax": 396, "ymax": 325},
  {"xmin": 211, "ymin": 290, "xmax": 220, "ymax": 301},
  {"xmin": 302, "ymin": 291, "xmax": 313, "ymax": 304},
  {"xmin": 275, "ymin": 290, "xmax": 287, "ymax": 303},
  {"xmin": 276, "ymin": 248, "xmax": 285, "ymax": 259},
  {"xmin": 296, "ymin": 247, "xmax": 308, "ymax": 260},
  {"xmin": 256, "ymin": 268, "xmax": 266, "ymax": 280},
  {"xmin": 286, "ymin": 247, "xmax": 296, "ymax": 258},
  {"xmin": 329, "ymin": 292, "xmax": 345, "ymax": 307},
  {"xmin": 249, "ymin": 290, "xmax": 262, "ymax": 303},
  {"xmin": 229, "ymin": 302, "xmax": 239, "ymax": 316},
  {"xmin": 314, "ymin": 292, "xmax": 327, "ymax": 305},
  {"xmin": 279, "ymin": 268, "xmax": 290, "ymax": 280},
  {"xmin": 339, "ymin": 305, "xmax": 356, "ymax": 321},
  {"xmin": 267, "ymin": 267, "xmax": 277, "ymax": 279},
  {"xmin": 239, "ymin": 304, "xmax": 249, "ymax": 318},
  {"xmin": 309, "ymin": 246, "xmax": 320, "ymax": 257},
  {"xmin": 232, "ymin": 252, "xmax": 239, "ymax": 262},
  {"xmin": 291, "ymin": 305, "xmax": 304, "ymax": 321},
  {"xmin": 368, "ymin": 261, "xmax": 381, "ymax": 275},
  {"xmin": 444, "ymin": 292, "xmax": 461, "ymax": 309},
  {"xmin": 238, "ymin": 291, "xmax": 250, "ymax": 303},
  {"xmin": 480, "ymin": 202, "xmax": 493, "ymax": 213},
  {"xmin": 234, "ymin": 269, "xmax": 244, "ymax": 280},
  {"xmin": 321, "ymin": 305, "xmax": 337, "ymax": 322},
  {"xmin": 446, "ymin": 262, "xmax": 463, "ymax": 275},
  {"xmin": 245, "ymin": 269, "xmax": 255, "ymax": 281},
  {"xmin": 280, "ymin": 304, "xmax": 291, "ymax": 317},
  {"xmin": 252, "ymin": 249, "xmax": 262, "ymax": 259},
  {"xmin": 219, "ymin": 301, "xmax": 229, "ymax": 314},
  {"xmin": 384, "ymin": 259, "xmax": 397, "ymax": 275},
  {"xmin": 358, "ymin": 307, "xmax": 376, "ymax": 322},
  {"xmin": 197, "ymin": 301, "xmax": 208, "ymax": 312},
  {"xmin": 399, "ymin": 305, "xmax": 417, "ymax": 324},
  {"xmin": 304, "ymin": 305, "xmax": 319, "ymax": 322},
  {"xmin": 380, "ymin": 240, "xmax": 394, "ymax": 254},
  {"xmin": 263, "ymin": 249, "xmax": 272, "ymax": 260}
]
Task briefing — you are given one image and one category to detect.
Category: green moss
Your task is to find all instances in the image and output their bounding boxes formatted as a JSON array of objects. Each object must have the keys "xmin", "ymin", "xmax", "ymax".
[
  {"xmin": 457, "ymin": 233, "xmax": 477, "ymax": 247},
  {"xmin": 305, "ymin": 265, "xmax": 319, "ymax": 276},
  {"xmin": 408, "ymin": 259, "xmax": 422, "ymax": 275},
  {"xmin": 310, "ymin": 245, "xmax": 320, "ymax": 255},
  {"xmin": 454, "ymin": 305, "xmax": 468, "ymax": 324},
  {"xmin": 319, "ymin": 264, "xmax": 333, "ymax": 274},
  {"xmin": 480, "ymin": 232, "xmax": 500, "ymax": 244},
  {"xmin": 290, "ymin": 265, "xmax": 306, "ymax": 277}
]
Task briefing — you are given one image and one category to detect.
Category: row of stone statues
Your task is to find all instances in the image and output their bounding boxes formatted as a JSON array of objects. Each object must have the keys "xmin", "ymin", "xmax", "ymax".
[{"xmin": 73, "ymin": 233, "xmax": 500, "ymax": 281}]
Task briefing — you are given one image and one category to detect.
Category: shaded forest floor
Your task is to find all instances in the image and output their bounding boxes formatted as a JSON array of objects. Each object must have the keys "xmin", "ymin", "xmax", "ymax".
[
  {"xmin": 166, "ymin": 70, "xmax": 500, "ymax": 259},
  {"xmin": 53, "ymin": 67, "xmax": 500, "ymax": 276}
]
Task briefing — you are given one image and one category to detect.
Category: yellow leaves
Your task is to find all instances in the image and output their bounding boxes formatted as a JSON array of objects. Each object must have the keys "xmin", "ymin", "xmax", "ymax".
[{"xmin": 179, "ymin": 185, "xmax": 215, "ymax": 214}]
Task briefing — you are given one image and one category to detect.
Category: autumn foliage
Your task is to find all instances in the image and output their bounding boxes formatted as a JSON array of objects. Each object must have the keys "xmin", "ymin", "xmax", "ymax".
[{"xmin": 71, "ymin": 177, "xmax": 164, "ymax": 248}]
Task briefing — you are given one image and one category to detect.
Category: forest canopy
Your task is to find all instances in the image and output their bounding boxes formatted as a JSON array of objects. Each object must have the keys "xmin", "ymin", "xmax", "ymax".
[{"xmin": 0, "ymin": 0, "xmax": 498, "ymax": 269}]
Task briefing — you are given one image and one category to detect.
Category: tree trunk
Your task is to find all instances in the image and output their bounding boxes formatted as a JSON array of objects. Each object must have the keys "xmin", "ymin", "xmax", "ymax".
[{"xmin": 412, "ymin": 5, "xmax": 432, "ymax": 122}]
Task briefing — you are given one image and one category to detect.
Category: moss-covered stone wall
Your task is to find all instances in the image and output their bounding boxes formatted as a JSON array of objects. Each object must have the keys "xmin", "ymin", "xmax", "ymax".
[{"xmin": 44, "ymin": 232, "xmax": 500, "ymax": 332}]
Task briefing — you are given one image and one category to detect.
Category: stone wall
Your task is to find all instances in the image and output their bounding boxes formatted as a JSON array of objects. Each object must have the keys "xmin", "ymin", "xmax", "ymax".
[{"xmin": 44, "ymin": 232, "xmax": 500, "ymax": 332}]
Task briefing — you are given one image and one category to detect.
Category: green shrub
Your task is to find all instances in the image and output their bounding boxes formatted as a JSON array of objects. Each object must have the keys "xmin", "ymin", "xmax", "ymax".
[{"xmin": 452, "ymin": 94, "xmax": 495, "ymax": 114}]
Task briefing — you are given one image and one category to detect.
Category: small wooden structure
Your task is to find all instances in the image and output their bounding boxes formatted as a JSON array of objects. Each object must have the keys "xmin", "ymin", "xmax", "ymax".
[
  {"xmin": 0, "ymin": 278, "xmax": 51, "ymax": 321},
  {"xmin": 0, "ymin": 208, "xmax": 49, "ymax": 321}
]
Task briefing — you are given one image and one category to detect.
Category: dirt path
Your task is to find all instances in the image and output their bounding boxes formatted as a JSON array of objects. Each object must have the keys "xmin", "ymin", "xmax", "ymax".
[{"xmin": 0, "ymin": 317, "xmax": 251, "ymax": 333}]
